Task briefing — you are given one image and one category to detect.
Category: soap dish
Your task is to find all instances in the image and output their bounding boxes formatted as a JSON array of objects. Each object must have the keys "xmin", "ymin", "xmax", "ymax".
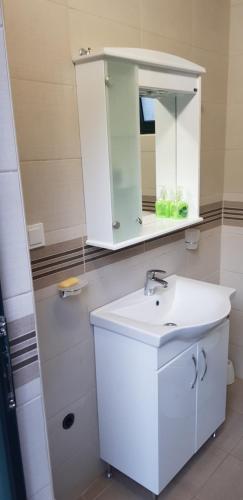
[{"xmin": 58, "ymin": 277, "xmax": 88, "ymax": 299}]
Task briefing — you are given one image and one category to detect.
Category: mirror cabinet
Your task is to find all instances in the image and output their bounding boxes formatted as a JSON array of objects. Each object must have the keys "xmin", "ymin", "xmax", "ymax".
[{"xmin": 74, "ymin": 48, "xmax": 205, "ymax": 250}]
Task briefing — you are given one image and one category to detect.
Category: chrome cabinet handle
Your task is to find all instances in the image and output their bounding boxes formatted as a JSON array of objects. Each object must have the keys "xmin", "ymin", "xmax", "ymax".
[
  {"xmin": 191, "ymin": 355, "xmax": 198, "ymax": 389},
  {"xmin": 200, "ymin": 349, "xmax": 207, "ymax": 381}
]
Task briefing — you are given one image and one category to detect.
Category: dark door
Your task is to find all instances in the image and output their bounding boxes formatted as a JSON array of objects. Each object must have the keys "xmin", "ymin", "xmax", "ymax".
[{"xmin": 0, "ymin": 282, "xmax": 26, "ymax": 500}]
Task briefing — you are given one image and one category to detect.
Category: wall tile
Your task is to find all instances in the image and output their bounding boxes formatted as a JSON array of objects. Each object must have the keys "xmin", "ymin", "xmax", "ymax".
[
  {"xmin": 48, "ymin": 389, "xmax": 98, "ymax": 468},
  {"xmin": 141, "ymin": 0, "xmax": 192, "ymax": 45},
  {"xmin": 15, "ymin": 377, "xmax": 41, "ymax": 407},
  {"xmin": 201, "ymin": 100, "xmax": 227, "ymax": 151},
  {"xmin": 36, "ymin": 291, "xmax": 91, "ymax": 362},
  {"xmin": 221, "ymin": 270, "xmax": 243, "ymax": 311},
  {"xmin": 3, "ymin": 0, "xmax": 73, "ymax": 84},
  {"xmin": 226, "ymin": 104, "xmax": 243, "ymax": 149},
  {"xmin": 29, "ymin": 484, "xmax": 54, "ymax": 500},
  {"xmin": 141, "ymin": 30, "xmax": 192, "ymax": 60},
  {"xmin": 0, "ymin": 172, "xmax": 32, "ymax": 299},
  {"xmin": 3, "ymin": 292, "xmax": 34, "ymax": 322},
  {"xmin": 52, "ymin": 440, "xmax": 102, "ymax": 500},
  {"xmin": 229, "ymin": 3, "xmax": 243, "ymax": 53},
  {"xmin": 191, "ymin": 47, "xmax": 228, "ymax": 103},
  {"xmin": 200, "ymin": 149, "xmax": 225, "ymax": 202},
  {"xmin": 21, "ymin": 159, "xmax": 85, "ymax": 233},
  {"xmin": 221, "ymin": 230, "xmax": 243, "ymax": 274},
  {"xmin": 224, "ymin": 149, "xmax": 243, "ymax": 194},
  {"xmin": 42, "ymin": 339, "xmax": 96, "ymax": 419},
  {"xmin": 0, "ymin": 28, "xmax": 18, "ymax": 172},
  {"xmin": 68, "ymin": 8, "xmax": 141, "ymax": 59},
  {"xmin": 229, "ymin": 309, "xmax": 243, "ymax": 346},
  {"xmin": 192, "ymin": 0, "xmax": 230, "ymax": 53},
  {"xmin": 227, "ymin": 54, "xmax": 243, "ymax": 107},
  {"xmin": 185, "ymin": 227, "xmax": 221, "ymax": 280},
  {"xmin": 67, "ymin": 0, "xmax": 141, "ymax": 29},
  {"xmin": 17, "ymin": 396, "xmax": 52, "ymax": 498},
  {"xmin": 11, "ymin": 79, "xmax": 81, "ymax": 161}
]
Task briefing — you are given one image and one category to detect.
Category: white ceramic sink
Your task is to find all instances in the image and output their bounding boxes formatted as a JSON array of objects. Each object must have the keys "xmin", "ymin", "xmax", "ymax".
[{"xmin": 90, "ymin": 275, "xmax": 235, "ymax": 347}]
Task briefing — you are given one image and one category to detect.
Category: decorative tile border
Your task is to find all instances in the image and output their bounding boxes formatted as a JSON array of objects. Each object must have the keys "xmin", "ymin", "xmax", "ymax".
[
  {"xmin": 30, "ymin": 202, "xmax": 223, "ymax": 290},
  {"xmin": 223, "ymin": 201, "xmax": 243, "ymax": 227},
  {"xmin": 7, "ymin": 314, "xmax": 40, "ymax": 388}
]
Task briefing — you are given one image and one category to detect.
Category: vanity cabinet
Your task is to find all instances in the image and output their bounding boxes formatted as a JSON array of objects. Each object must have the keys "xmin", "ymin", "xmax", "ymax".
[
  {"xmin": 94, "ymin": 320, "xmax": 229, "ymax": 496},
  {"xmin": 74, "ymin": 48, "xmax": 205, "ymax": 250}
]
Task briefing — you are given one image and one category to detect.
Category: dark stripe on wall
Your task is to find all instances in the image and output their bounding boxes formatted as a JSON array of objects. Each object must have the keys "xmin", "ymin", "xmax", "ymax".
[
  {"xmin": 10, "ymin": 330, "xmax": 36, "ymax": 347},
  {"xmin": 13, "ymin": 355, "xmax": 39, "ymax": 372}
]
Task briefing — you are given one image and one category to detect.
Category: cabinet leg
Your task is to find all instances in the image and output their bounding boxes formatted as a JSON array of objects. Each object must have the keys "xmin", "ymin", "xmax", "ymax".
[
  {"xmin": 105, "ymin": 464, "xmax": 112, "ymax": 479},
  {"xmin": 212, "ymin": 432, "xmax": 217, "ymax": 439},
  {"xmin": 152, "ymin": 494, "xmax": 158, "ymax": 500}
]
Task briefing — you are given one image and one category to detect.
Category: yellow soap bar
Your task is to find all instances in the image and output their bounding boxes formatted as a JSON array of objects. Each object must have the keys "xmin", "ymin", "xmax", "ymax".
[{"xmin": 58, "ymin": 277, "xmax": 79, "ymax": 289}]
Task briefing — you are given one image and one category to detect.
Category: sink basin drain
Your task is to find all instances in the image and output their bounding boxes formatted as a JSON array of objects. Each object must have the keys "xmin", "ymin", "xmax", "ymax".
[{"xmin": 164, "ymin": 322, "xmax": 177, "ymax": 327}]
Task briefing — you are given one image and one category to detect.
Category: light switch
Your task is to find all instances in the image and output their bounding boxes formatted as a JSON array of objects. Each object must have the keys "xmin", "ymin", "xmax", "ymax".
[{"xmin": 27, "ymin": 223, "xmax": 45, "ymax": 249}]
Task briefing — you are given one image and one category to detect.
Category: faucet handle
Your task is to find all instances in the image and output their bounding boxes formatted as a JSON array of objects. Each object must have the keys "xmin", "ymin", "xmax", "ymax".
[{"xmin": 147, "ymin": 269, "xmax": 166, "ymax": 277}]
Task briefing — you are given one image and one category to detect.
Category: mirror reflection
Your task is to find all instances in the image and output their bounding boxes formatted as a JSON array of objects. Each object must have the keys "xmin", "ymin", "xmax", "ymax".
[{"xmin": 140, "ymin": 97, "xmax": 156, "ymax": 215}]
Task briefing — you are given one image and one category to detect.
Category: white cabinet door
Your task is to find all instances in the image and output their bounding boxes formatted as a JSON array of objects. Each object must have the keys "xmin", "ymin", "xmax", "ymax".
[
  {"xmin": 158, "ymin": 344, "xmax": 197, "ymax": 492},
  {"xmin": 196, "ymin": 320, "xmax": 229, "ymax": 450}
]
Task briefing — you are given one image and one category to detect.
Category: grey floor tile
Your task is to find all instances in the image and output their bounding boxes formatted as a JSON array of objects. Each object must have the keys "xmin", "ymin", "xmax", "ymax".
[
  {"xmin": 227, "ymin": 379, "xmax": 243, "ymax": 414},
  {"xmin": 82, "ymin": 476, "xmax": 111, "ymax": 500},
  {"xmin": 231, "ymin": 437, "xmax": 243, "ymax": 462},
  {"xmin": 175, "ymin": 438, "xmax": 226, "ymax": 491},
  {"xmin": 196, "ymin": 455, "xmax": 243, "ymax": 500},
  {"xmin": 215, "ymin": 409, "xmax": 243, "ymax": 452}
]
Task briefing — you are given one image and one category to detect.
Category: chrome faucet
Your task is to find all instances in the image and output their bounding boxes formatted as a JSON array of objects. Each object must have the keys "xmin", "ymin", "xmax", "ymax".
[{"xmin": 144, "ymin": 269, "xmax": 168, "ymax": 296}]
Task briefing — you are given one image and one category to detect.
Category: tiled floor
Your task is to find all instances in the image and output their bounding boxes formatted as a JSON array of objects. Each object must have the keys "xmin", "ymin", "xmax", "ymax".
[{"xmin": 81, "ymin": 379, "xmax": 243, "ymax": 500}]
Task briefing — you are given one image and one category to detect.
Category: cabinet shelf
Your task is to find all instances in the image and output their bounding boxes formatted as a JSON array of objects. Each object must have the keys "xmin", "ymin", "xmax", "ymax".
[{"xmin": 86, "ymin": 216, "xmax": 203, "ymax": 250}]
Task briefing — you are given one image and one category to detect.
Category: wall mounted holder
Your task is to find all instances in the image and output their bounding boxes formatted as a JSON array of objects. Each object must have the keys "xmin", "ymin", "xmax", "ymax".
[
  {"xmin": 185, "ymin": 228, "xmax": 200, "ymax": 250},
  {"xmin": 58, "ymin": 277, "xmax": 88, "ymax": 299}
]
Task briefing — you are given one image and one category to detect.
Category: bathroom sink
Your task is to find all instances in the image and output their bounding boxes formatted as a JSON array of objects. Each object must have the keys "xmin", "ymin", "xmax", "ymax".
[{"xmin": 90, "ymin": 275, "xmax": 235, "ymax": 347}]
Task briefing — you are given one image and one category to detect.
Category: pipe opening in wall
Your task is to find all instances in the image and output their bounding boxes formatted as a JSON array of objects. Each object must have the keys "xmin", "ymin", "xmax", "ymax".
[{"xmin": 62, "ymin": 413, "xmax": 75, "ymax": 430}]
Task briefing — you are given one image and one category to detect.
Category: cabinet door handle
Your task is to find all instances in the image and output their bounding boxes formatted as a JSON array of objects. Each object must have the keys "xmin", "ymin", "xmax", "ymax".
[
  {"xmin": 191, "ymin": 355, "xmax": 198, "ymax": 389},
  {"xmin": 200, "ymin": 349, "xmax": 207, "ymax": 381}
]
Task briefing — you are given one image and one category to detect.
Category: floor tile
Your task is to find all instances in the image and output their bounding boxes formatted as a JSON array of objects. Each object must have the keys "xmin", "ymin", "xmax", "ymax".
[
  {"xmin": 231, "ymin": 437, "xmax": 243, "ymax": 462},
  {"xmin": 82, "ymin": 476, "xmax": 111, "ymax": 500},
  {"xmin": 215, "ymin": 409, "xmax": 243, "ymax": 452},
  {"xmin": 196, "ymin": 455, "xmax": 243, "ymax": 500},
  {"xmin": 175, "ymin": 438, "xmax": 226, "ymax": 491},
  {"xmin": 227, "ymin": 378, "xmax": 243, "ymax": 414}
]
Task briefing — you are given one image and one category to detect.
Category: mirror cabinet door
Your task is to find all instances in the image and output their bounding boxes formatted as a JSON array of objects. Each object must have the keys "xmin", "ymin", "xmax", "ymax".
[{"xmin": 105, "ymin": 60, "xmax": 142, "ymax": 243}]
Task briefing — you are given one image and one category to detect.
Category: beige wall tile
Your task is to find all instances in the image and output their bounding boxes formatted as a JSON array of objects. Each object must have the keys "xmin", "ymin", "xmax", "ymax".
[
  {"xmin": 192, "ymin": 0, "xmax": 230, "ymax": 53},
  {"xmin": 200, "ymin": 149, "xmax": 225, "ymax": 201},
  {"xmin": 191, "ymin": 48, "xmax": 228, "ymax": 103},
  {"xmin": 226, "ymin": 104, "xmax": 243, "ymax": 149},
  {"xmin": 3, "ymin": 0, "xmax": 73, "ymax": 84},
  {"xmin": 224, "ymin": 149, "xmax": 243, "ymax": 193},
  {"xmin": 67, "ymin": 0, "xmax": 141, "ymax": 28},
  {"xmin": 141, "ymin": 30, "xmax": 192, "ymax": 60},
  {"xmin": 229, "ymin": 3, "xmax": 243, "ymax": 53},
  {"xmin": 201, "ymin": 100, "xmax": 227, "ymax": 151},
  {"xmin": 11, "ymin": 79, "xmax": 81, "ymax": 161},
  {"xmin": 227, "ymin": 54, "xmax": 243, "ymax": 106},
  {"xmin": 21, "ymin": 159, "xmax": 85, "ymax": 232},
  {"xmin": 68, "ymin": 8, "xmax": 140, "ymax": 58},
  {"xmin": 141, "ymin": 0, "xmax": 192, "ymax": 45}
]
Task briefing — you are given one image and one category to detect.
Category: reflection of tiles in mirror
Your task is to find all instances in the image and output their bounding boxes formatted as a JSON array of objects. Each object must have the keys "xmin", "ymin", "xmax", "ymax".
[
  {"xmin": 142, "ymin": 195, "xmax": 156, "ymax": 212},
  {"xmin": 30, "ymin": 201, "xmax": 223, "ymax": 290}
]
